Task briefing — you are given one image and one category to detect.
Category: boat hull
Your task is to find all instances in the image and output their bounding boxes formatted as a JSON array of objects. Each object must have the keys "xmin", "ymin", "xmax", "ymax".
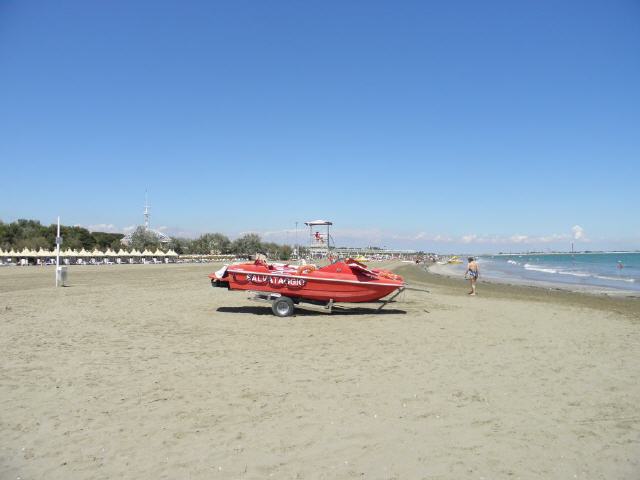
[{"xmin": 211, "ymin": 261, "xmax": 404, "ymax": 303}]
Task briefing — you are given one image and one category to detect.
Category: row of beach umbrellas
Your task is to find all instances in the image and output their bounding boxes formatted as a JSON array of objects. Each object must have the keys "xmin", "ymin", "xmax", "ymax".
[{"xmin": 0, "ymin": 247, "xmax": 179, "ymax": 258}]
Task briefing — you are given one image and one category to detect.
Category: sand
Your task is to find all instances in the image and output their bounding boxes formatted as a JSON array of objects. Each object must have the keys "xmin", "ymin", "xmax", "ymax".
[{"xmin": 1, "ymin": 263, "xmax": 639, "ymax": 479}]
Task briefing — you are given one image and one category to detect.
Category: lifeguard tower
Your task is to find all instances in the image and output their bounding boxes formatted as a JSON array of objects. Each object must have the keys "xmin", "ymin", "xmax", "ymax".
[{"xmin": 305, "ymin": 220, "xmax": 333, "ymax": 258}]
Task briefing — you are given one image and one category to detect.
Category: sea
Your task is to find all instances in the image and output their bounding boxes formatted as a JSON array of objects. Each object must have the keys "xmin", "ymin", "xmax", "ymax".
[{"xmin": 451, "ymin": 252, "xmax": 640, "ymax": 294}]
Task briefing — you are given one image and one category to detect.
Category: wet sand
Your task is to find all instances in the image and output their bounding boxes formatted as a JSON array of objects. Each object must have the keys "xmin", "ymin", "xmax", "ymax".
[
  {"xmin": 417, "ymin": 263, "xmax": 640, "ymax": 318},
  {"xmin": 1, "ymin": 263, "xmax": 639, "ymax": 479}
]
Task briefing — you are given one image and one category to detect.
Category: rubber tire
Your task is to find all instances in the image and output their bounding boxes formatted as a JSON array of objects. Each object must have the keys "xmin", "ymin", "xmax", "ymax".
[{"xmin": 272, "ymin": 296, "xmax": 295, "ymax": 317}]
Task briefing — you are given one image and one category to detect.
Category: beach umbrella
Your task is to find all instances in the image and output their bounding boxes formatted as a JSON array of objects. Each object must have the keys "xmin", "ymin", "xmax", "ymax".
[
  {"xmin": 0, "ymin": 249, "xmax": 6, "ymax": 256},
  {"xmin": 166, "ymin": 249, "xmax": 178, "ymax": 257},
  {"xmin": 20, "ymin": 248, "xmax": 34, "ymax": 257},
  {"xmin": 117, "ymin": 249, "xmax": 128, "ymax": 257},
  {"xmin": 92, "ymin": 248, "xmax": 105, "ymax": 257},
  {"xmin": 8, "ymin": 249, "xmax": 17, "ymax": 257},
  {"xmin": 153, "ymin": 248, "xmax": 165, "ymax": 256},
  {"xmin": 142, "ymin": 249, "xmax": 154, "ymax": 256},
  {"xmin": 130, "ymin": 249, "xmax": 142, "ymax": 256},
  {"xmin": 104, "ymin": 248, "xmax": 117, "ymax": 257}
]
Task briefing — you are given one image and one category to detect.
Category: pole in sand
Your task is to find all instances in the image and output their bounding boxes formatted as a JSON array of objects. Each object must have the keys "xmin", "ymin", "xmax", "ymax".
[{"xmin": 55, "ymin": 216, "xmax": 62, "ymax": 287}]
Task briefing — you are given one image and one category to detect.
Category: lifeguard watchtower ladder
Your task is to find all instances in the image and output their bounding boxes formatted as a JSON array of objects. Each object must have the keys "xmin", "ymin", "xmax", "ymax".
[{"xmin": 305, "ymin": 220, "xmax": 333, "ymax": 258}]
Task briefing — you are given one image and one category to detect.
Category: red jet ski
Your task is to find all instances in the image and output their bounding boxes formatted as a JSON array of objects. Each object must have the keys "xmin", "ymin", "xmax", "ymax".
[{"xmin": 209, "ymin": 258, "xmax": 405, "ymax": 316}]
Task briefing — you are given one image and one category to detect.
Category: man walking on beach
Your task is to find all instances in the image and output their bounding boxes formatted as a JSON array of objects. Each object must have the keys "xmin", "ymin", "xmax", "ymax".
[{"xmin": 465, "ymin": 257, "xmax": 479, "ymax": 296}]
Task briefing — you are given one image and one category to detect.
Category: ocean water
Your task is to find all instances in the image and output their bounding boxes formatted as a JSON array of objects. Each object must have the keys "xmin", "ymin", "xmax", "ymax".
[{"xmin": 476, "ymin": 253, "xmax": 640, "ymax": 293}]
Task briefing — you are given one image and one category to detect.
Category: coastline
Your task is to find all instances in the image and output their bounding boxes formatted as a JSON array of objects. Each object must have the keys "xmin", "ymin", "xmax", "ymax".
[
  {"xmin": 402, "ymin": 263, "xmax": 640, "ymax": 320},
  {"xmin": 427, "ymin": 261, "xmax": 640, "ymax": 300}
]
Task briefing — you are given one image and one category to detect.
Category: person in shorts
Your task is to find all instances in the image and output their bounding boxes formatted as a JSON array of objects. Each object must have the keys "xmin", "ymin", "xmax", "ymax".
[{"xmin": 465, "ymin": 257, "xmax": 479, "ymax": 296}]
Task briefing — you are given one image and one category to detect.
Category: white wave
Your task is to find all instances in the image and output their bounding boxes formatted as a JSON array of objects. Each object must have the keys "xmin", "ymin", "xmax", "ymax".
[
  {"xmin": 557, "ymin": 271, "xmax": 590, "ymax": 278},
  {"xmin": 507, "ymin": 260, "xmax": 519, "ymax": 265},
  {"xmin": 522, "ymin": 264, "xmax": 636, "ymax": 283},
  {"xmin": 524, "ymin": 264, "xmax": 557, "ymax": 274},
  {"xmin": 594, "ymin": 275, "xmax": 635, "ymax": 283}
]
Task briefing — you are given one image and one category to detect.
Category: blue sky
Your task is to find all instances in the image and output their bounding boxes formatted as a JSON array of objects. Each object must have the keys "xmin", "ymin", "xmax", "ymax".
[{"xmin": 1, "ymin": 0, "xmax": 638, "ymax": 252}]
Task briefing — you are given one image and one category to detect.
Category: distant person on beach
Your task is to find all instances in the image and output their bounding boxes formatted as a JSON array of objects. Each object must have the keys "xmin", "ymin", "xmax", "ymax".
[
  {"xmin": 617, "ymin": 261, "xmax": 624, "ymax": 269},
  {"xmin": 465, "ymin": 257, "xmax": 479, "ymax": 296}
]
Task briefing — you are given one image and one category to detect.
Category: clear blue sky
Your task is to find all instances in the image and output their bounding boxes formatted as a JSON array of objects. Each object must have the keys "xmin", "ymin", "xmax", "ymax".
[{"xmin": 1, "ymin": 0, "xmax": 638, "ymax": 252}]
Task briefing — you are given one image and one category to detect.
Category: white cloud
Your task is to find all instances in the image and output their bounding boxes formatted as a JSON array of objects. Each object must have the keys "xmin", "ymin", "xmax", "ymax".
[
  {"xmin": 254, "ymin": 228, "xmax": 296, "ymax": 238},
  {"xmin": 461, "ymin": 234, "xmax": 478, "ymax": 244},
  {"xmin": 77, "ymin": 222, "xmax": 595, "ymax": 250},
  {"xmin": 538, "ymin": 233, "xmax": 569, "ymax": 243},
  {"xmin": 87, "ymin": 223, "xmax": 119, "ymax": 233},
  {"xmin": 509, "ymin": 235, "xmax": 529, "ymax": 244},
  {"xmin": 432, "ymin": 234, "xmax": 454, "ymax": 242},
  {"xmin": 572, "ymin": 225, "xmax": 587, "ymax": 241},
  {"xmin": 241, "ymin": 226, "xmax": 590, "ymax": 249}
]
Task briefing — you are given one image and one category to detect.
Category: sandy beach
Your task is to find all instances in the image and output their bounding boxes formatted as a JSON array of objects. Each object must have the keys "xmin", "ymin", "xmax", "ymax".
[{"xmin": 1, "ymin": 263, "xmax": 639, "ymax": 479}]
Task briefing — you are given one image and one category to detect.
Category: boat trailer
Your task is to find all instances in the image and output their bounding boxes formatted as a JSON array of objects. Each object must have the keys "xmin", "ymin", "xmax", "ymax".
[{"xmin": 247, "ymin": 287, "xmax": 406, "ymax": 317}]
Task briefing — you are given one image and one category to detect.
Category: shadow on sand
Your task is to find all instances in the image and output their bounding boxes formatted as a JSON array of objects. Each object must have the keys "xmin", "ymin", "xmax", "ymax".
[{"xmin": 215, "ymin": 305, "xmax": 406, "ymax": 316}]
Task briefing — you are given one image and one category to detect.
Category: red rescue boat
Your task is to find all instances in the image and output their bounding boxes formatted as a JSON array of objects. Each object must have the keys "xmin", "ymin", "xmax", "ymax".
[{"xmin": 209, "ymin": 258, "xmax": 405, "ymax": 316}]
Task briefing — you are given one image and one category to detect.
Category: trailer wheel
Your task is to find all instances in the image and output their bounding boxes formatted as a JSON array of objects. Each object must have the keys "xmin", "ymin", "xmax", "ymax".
[{"xmin": 272, "ymin": 296, "xmax": 295, "ymax": 317}]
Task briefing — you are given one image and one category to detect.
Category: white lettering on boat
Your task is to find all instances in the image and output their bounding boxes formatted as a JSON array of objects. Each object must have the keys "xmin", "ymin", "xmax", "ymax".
[{"xmin": 246, "ymin": 274, "xmax": 306, "ymax": 288}]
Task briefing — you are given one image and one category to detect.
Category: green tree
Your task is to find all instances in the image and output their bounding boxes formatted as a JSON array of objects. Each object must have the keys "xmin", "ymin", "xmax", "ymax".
[
  {"xmin": 192, "ymin": 233, "xmax": 231, "ymax": 254},
  {"xmin": 15, "ymin": 236, "xmax": 50, "ymax": 250},
  {"xmin": 231, "ymin": 233, "xmax": 262, "ymax": 256},
  {"xmin": 60, "ymin": 226, "xmax": 95, "ymax": 250},
  {"xmin": 109, "ymin": 237, "xmax": 124, "ymax": 250},
  {"xmin": 128, "ymin": 226, "xmax": 161, "ymax": 251},
  {"xmin": 277, "ymin": 244, "xmax": 293, "ymax": 260},
  {"xmin": 168, "ymin": 237, "xmax": 193, "ymax": 255},
  {"xmin": 91, "ymin": 231, "xmax": 125, "ymax": 249}
]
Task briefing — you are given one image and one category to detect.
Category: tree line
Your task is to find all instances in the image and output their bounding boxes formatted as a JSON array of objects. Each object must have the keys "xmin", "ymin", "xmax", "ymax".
[
  {"xmin": 1, "ymin": 219, "xmax": 295, "ymax": 260},
  {"xmin": 0, "ymin": 219, "xmax": 124, "ymax": 251},
  {"xmin": 168, "ymin": 232, "xmax": 294, "ymax": 260}
]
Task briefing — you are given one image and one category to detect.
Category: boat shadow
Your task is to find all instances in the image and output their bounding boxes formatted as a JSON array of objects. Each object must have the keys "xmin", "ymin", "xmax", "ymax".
[{"xmin": 216, "ymin": 305, "xmax": 407, "ymax": 316}]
